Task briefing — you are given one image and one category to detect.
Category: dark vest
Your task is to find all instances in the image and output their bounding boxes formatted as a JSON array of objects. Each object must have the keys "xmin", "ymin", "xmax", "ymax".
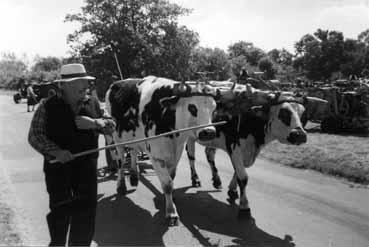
[{"xmin": 44, "ymin": 96, "xmax": 100, "ymax": 168}]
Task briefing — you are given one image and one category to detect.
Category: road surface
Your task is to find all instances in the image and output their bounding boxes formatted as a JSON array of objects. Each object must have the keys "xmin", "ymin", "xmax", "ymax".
[{"xmin": 0, "ymin": 93, "xmax": 368, "ymax": 247}]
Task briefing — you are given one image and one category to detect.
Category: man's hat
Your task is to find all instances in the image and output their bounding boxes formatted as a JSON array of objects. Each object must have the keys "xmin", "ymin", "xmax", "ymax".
[{"xmin": 55, "ymin": 63, "xmax": 95, "ymax": 82}]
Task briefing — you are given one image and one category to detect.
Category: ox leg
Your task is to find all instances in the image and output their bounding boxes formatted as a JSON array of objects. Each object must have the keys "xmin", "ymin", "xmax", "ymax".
[
  {"xmin": 104, "ymin": 134, "xmax": 119, "ymax": 174},
  {"xmin": 129, "ymin": 149, "xmax": 139, "ymax": 186},
  {"xmin": 205, "ymin": 147, "xmax": 222, "ymax": 189},
  {"xmin": 230, "ymin": 155, "xmax": 250, "ymax": 217},
  {"xmin": 151, "ymin": 158, "xmax": 179, "ymax": 226},
  {"xmin": 111, "ymin": 134, "xmax": 127, "ymax": 195},
  {"xmin": 185, "ymin": 142, "xmax": 201, "ymax": 187},
  {"xmin": 227, "ymin": 173, "xmax": 239, "ymax": 202},
  {"xmin": 116, "ymin": 163, "xmax": 127, "ymax": 194}
]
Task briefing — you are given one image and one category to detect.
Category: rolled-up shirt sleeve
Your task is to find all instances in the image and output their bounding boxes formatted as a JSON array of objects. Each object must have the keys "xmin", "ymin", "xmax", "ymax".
[
  {"xmin": 28, "ymin": 101, "xmax": 61, "ymax": 156},
  {"xmin": 92, "ymin": 98, "xmax": 116, "ymax": 135}
]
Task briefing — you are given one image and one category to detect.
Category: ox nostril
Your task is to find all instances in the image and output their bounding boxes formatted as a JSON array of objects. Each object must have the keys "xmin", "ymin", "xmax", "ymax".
[
  {"xmin": 198, "ymin": 129, "xmax": 216, "ymax": 141},
  {"xmin": 287, "ymin": 130, "xmax": 307, "ymax": 144}
]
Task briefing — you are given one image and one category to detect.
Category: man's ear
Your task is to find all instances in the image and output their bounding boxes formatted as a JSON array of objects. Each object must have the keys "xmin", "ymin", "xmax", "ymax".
[{"xmin": 159, "ymin": 96, "xmax": 180, "ymax": 108}]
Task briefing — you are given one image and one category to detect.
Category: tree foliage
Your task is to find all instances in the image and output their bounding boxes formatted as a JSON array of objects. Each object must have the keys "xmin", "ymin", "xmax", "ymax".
[
  {"xmin": 0, "ymin": 53, "xmax": 27, "ymax": 89},
  {"xmin": 65, "ymin": 0, "xmax": 198, "ymax": 83},
  {"xmin": 258, "ymin": 57, "xmax": 276, "ymax": 79},
  {"xmin": 228, "ymin": 41, "xmax": 265, "ymax": 66},
  {"xmin": 189, "ymin": 47, "xmax": 231, "ymax": 80},
  {"xmin": 32, "ymin": 56, "xmax": 62, "ymax": 72},
  {"xmin": 294, "ymin": 28, "xmax": 368, "ymax": 80}
]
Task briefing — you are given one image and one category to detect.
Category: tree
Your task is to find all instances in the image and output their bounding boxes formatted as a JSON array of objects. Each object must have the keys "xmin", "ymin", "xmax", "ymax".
[
  {"xmin": 358, "ymin": 29, "xmax": 369, "ymax": 45},
  {"xmin": 189, "ymin": 47, "xmax": 231, "ymax": 80},
  {"xmin": 258, "ymin": 57, "xmax": 276, "ymax": 79},
  {"xmin": 32, "ymin": 56, "xmax": 62, "ymax": 72},
  {"xmin": 340, "ymin": 39, "xmax": 367, "ymax": 77},
  {"xmin": 65, "ymin": 0, "xmax": 197, "ymax": 85},
  {"xmin": 228, "ymin": 41, "xmax": 265, "ymax": 66},
  {"xmin": 294, "ymin": 29, "xmax": 345, "ymax": 81},
  {"xmin": 0, "ymin": 53, "xmax": 28, "ymax": 89},
  {"xmin": 268, "ymin": 48, "xmax": 292, "ymax": 66}
]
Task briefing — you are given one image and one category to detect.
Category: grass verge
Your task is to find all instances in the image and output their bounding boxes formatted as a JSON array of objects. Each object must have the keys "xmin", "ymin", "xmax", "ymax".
[
  {"xmin": 0, "ymin": 168, "xmax": 23, "ymax": 246},
  {"xmin": 260, "ymin": 130, "xmax": 369, "ymax": 185}
]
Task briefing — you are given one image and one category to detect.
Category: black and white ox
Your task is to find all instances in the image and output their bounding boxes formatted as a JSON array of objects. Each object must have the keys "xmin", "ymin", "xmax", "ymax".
[
  {"xmin": 105, "ymin": 76, "xmax": 218, "ymax": 225},
  {"xmin": 185, "ymin": 90, "xmax": 325, "ymax": 216}
]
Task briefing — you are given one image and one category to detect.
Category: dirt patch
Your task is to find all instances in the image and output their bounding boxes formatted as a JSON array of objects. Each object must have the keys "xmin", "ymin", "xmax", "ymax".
[{"xmin": 260, "ymin": 129, "xmax": 369, "ymax": 184}]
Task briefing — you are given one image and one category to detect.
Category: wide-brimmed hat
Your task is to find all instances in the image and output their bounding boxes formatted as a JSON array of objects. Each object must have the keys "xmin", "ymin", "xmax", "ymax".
[{"xmin": 55, "ymin": 63, "xmax": 95, "ymax": 82}]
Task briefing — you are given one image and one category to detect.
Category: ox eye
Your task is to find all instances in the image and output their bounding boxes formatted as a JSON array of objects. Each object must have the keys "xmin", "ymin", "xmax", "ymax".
[
  {"xmin": 278, "ymin": 108, "xmax": 292, "ymax": 126},
  {"xmin": 188, "ymin": 104, "xmax": 198, "ymax": 117}
]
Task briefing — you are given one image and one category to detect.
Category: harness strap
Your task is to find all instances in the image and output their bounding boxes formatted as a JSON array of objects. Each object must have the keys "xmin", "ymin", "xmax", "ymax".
[{"xmin": 237, "ymin": 114, "xmax": 241, "ymax": 133}]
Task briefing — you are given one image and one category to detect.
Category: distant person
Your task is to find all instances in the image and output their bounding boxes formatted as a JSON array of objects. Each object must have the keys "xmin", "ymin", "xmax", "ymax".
[
  {"xmin": 26, "ymin": 83, "xmax": 38, "ymax": 112},
  {"xmin": 28, "ymin": 63, "xmax": 115, "ymax": 246}
]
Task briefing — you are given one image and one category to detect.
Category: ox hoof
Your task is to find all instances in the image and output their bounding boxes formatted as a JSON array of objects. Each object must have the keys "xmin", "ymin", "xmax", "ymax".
[
  {"xmin": 166, "ymin": 216, "xmax": 179, "ymax": 226},
  {"xmin": 117, "ymin": 185, "xmax": 127, "ymax": 195},
  {"xmin": 212, "ymin": 176, "xmax": 222, "ymax": 189},
  {"xmin": 227, "ymin": 190, "xmax": 239, "ymax": 202},
  {"xmin": 192, "ymin": 179, "xmax": 201, "ymax": 187},
  {"xmin": 130, "ymin": 174, "xmax": 139, "ymax": 187},
  {"xmin": 238, "ymin": 208, "xmax": 252, "ymax": 220}
]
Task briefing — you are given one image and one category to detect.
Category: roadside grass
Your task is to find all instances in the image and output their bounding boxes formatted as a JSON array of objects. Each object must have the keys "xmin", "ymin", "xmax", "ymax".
[
  {"xmin": 0, "ymin": 204, "xmax": 22, "ymax": 246},
  {"xmin": 260, "ymin": 128, "xmax": 369, "ymax": 185},
  {"xmin": 0, "ymin": 169, "xmax": 23, "ymax": 246}
]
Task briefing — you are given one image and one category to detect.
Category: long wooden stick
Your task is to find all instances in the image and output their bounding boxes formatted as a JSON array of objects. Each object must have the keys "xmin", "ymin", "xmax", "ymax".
[
  {"xmin": 113, "ymin": 52, "xmax": 124, "ymax": 80},
  {"xmin": 50, "ymin": 121, "xmax": 226, "ymax": 164}
]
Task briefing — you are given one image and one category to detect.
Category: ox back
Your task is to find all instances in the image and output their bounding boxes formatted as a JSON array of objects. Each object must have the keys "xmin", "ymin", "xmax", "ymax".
[{"xmin": 108, "ymin": 79, "xmax": 179, "ymax": 138}]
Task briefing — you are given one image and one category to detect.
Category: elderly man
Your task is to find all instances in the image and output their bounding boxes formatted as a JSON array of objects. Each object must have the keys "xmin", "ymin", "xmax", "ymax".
[{"xmin": 28, "ymin": 63, "xmax": 115, "ymax": 246}]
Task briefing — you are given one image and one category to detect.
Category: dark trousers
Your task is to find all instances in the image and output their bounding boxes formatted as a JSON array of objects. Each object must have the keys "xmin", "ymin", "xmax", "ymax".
[{"xmin": 44, "ymin": 158, "xmax": 97, "ymax": 246}]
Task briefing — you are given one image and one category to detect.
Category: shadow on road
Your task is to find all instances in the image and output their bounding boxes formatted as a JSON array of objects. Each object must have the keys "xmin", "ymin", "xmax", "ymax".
[
  {"xmin": 94, "ymin": 193, "xmax": 167, "ymax": 246},
  {"xmin": 174, "ymin": 186, "xmax": 295, "ymax": 247},
  {"xmin": 94, "ymin": 168, "xmax": 295, "ymax": 246}
]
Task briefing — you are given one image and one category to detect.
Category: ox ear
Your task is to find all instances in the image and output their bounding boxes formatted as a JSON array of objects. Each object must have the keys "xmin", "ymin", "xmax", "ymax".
[{"xmin": 159, "ymin": 96, "xmax": 180, "ymax": 108}]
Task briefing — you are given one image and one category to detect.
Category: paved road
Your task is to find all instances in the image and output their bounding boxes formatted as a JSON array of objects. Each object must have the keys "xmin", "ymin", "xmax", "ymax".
[{"xmin": 0, "ymin": 93, "xmax": 368, "ymax": 247}]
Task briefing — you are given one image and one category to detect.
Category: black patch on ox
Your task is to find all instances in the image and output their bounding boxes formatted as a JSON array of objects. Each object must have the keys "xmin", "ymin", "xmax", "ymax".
[
  {"xmin": 188, "ymin": 104, "xmax": 198, "ymax": 117},
  {"xmin": 213, "ymin": 108, "xmax": 268, "ymax": 155},
  {"xmin": 278, "ymin": 108, "xmax": 292, "ymax": 126},
  {"xmin": 109, "ymin": 79, "xmax": 141, "ymax": 137},
  {"xmin": 141, "ymin": 85, "xmax": 178, "ymax": 137}
]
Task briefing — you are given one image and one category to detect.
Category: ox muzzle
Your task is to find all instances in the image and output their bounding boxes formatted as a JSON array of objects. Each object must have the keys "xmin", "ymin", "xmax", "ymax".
[
  {"xmin": 197, "ymin": 127, "xmax": 216, "ymax": 142},
  {"xmin": 287, "ymin": 127, "xmax": 307, "ymax": 145}
]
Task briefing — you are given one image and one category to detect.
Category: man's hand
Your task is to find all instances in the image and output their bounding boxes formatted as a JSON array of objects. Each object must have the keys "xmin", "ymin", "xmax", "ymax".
[
  {"xmin": 75, "ymin": 116, "xmax": 96, "ymax": 129},
  {"xmin": 49, "ymin": 150, "xmax": 74, "ymax": 164},
  {"xmin": 100, "ymin": 120, "xmax": 116, "ymax": 134}
]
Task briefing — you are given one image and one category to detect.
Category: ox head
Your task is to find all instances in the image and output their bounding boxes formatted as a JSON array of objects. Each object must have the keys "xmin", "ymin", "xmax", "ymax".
[
  {"xmin": 252, "ymin": 92, "xmax": 309, "ymax": 145},
  {"xmin": 159, "ymin": 81, "xmax": 217, "ymax": 142}
]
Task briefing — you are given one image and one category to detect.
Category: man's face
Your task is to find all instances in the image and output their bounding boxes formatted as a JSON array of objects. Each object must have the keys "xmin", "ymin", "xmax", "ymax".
[{"xmin": 62, "ymin": 79, "xmax": 89, "ymax": 104}]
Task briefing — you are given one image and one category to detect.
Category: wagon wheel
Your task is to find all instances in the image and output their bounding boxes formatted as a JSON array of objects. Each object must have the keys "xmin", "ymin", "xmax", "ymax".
[
  {"xmin": 339, "ymin": 98, "xmax": 350, "ymax": 116},
  {"xmin": 104, "ymin": 139, "xmax": 120, "ymax": 173},
  {"xmin": 13, "ymin": 93, "xmax": 21, "ymax": 104},
  {"xmin": 321, "ymin": 116, "xmax": 342, "ymax": 133}
]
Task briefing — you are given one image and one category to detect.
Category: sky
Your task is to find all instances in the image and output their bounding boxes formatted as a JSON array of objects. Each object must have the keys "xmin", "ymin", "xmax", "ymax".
[{"xmin": 0, "ymin": 0, "xmax": 368, "ymax": 63}]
